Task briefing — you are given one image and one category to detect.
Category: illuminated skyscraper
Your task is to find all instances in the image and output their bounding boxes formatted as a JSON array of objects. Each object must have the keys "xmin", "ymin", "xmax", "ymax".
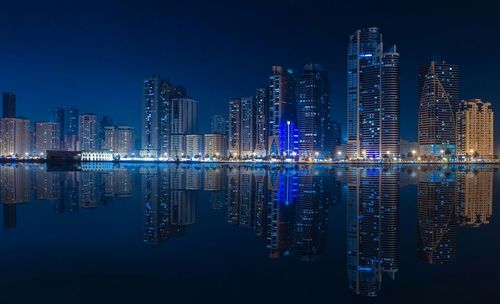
[
  {"xmin": 268, "ymin": 65, "xmax": 297, "ymax": 156},
  {"xmin": 65, "ymin": 107, "xmax": 79, "ymax": 151},
  {"xmin": 347, "ymin": 167, "xmax": 399, "ymax": 296},
  {"xmin": 418, "ymin": 61, "xmax": 459, "ymax": 157},
  {"xmin": 186, "ymin": 134, "xmax": 203, "ymax": 158},
  {"xmin": 240, "ymin": 96, "xmax": 256, "ymax": 158},
  {"xmin": 52, "ymin": 107, "xmax": 65, "ymax": 143},
  {"xmin": 254, "ymin": 87, "xmax": 269, "ymax": 156},
  {"xmin": 141, "ymin": 75, "xmax": 187, "ymax": 157},
  {"xmin": 2, "ymin": 92, "xmax": 16, "ymax": 118},
  {"xmin": 211, "ymin": 114, "xmax": 226, "ymax": 134},
  {"xmin": 0, "ymin": 117, "xmax": 30, "ymax": 156},
  {"xmin": 170, "ymin": 98, "xmax": 199, "ymax": 158},
  {"xmin": 297, "ymin": 64, "xmax": 332, "ymax": 158},
  {"xmin": 347, "ymin": 28, "xmax": 400, "ymax": 159},
  {"xmin": 104, "ymin": 125, "xmax": 135, "ymax": 154},
  {"xmin": 456, "ymin": 99, "xmax": 494, "ymax": 159},
  {"xmin": 78, "ymin": 113, "xmax": 99, "ymax": 151},
  {"xmin": 228, "ymin": 98, "xmax": 241, "ymax": 158},
  {"xmin": 204, "ymin": 134, "xmax": 224, "ymax": 158},
  {"xmin": 34, "ymin": 122, "xmax": 61, "ymax": 154}
]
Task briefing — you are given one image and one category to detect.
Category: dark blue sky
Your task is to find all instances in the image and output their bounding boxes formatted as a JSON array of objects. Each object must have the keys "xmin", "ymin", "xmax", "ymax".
[{"xmin": 1, "ymin": 0, "xmax": 499, "ymax": 142}]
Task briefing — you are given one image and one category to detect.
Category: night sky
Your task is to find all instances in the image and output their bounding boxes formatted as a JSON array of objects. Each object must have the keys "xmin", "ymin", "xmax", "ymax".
[{"xmin": 1, "ymin": 0, "xmax": 499, "ymax": 144}]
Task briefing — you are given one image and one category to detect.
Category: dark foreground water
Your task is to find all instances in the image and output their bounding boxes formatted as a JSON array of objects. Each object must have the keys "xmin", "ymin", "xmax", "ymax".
[{"xmin": 0, "ymin": 163, "xmax": 499, "ymax": 303}]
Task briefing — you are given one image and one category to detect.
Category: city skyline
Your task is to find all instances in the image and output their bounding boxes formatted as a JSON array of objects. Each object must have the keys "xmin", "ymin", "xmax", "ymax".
[{"xmin": 1, "ymin": 1, "xmax": 499, "ymax": 145}]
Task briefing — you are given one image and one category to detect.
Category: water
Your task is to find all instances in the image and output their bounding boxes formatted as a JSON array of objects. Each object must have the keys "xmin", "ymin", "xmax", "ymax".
[{"xmin": 0, "ymin": 163, "xmax": 499, "ymax": 303}]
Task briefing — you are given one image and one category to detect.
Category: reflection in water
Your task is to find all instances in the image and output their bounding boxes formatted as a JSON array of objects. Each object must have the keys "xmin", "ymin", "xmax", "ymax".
[
  {"xmin": 347, "ymin": 167, "xmax": 399, "ymax": 297},
  {"xmin": 0, "ymin": 163, "xmax": 496, "ymax": 298}
]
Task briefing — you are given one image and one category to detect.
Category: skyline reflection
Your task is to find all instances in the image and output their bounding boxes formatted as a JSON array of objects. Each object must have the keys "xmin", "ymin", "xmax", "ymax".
[{"xmin": 0, "ymin": 163, "xmax": 496, "ymax": 298}]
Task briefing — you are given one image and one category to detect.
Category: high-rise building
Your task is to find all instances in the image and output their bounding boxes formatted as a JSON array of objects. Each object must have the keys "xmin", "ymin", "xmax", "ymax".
[
  {"xmin": 347, "ymin": 28, "xmax": 400, "ymax": 159},
  {"xmin": 65, "ymin": 107, "xmax": 79, "ymax": 151},
  {"xmin": 456, "ymin": 99, "xmax": 494, "ymax": 159},
  {"xmin": 332, "ymin": 120, "xmax": 342, "ymax": 151},
  {"xmin": 186, "ymin": 134, "xmax": 203, "ymax": 158},
  {"xmin": 2, "ymin": 92, "xmax": 16, "ymax": 118},
  {"xmin": 418, "ymin": 61, "xmax": 459, "ymax": 157},
  {"xmin": 52, "ymin": 107, "xmax": 65, "ymax": 143},
  {"xmin": 240, "ymin": 96, "xmax": 256, "ymax": 158},
  {"xmin": 35, "ymin": 122, "xmax": 61, "ymax": 154},
  {"xmin": 297, "ymin": 64, "xmax": 332, "ymax": 158},
  {"xmin": 228, "ymin": 98, "xmax": 241, "ymax": 158},
  {"xmin": 255, "ymin": 87, "xmax": 269, "ymax": 156},
  {"xmin": 104, "ymin": 126, "xmax": 135, "ymax": 154},
  {"xmin": 211, "ymin": 114, "xmax": 226, "ymax": 134},
  {"xmin": 79, "ymin": 113, "xmax": 99, "ymax": 151},
  {"xmin": 169, "ymin": 98, "xmax": 198, "ymax": 158},
  {"xmin": 268, "ymin": 65, "xmax": 297, "ymax": 156},
  {"xmin": 0, "ymin": 118, "xmax": 30, "ymax": 156},
  {"xmin": 204, "ymin": 133, "xmax": 224, "ymax": 158},
  {"xmin": 141, "ymin": 75, "xmax": 187, "ymax": 157}
]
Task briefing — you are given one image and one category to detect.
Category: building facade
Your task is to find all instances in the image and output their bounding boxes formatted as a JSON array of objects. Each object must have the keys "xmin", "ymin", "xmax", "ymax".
[
  {"xmin": 228, "ymin": 98, "xmax": 241, "ymax": 158},
  {"xmin": 347, "ymin": 27, "xmax": 400, "ymax": 159},
  {"xmin": 79, "ymin": 113, "xmax": 99, "ymax": 151},
  {"xmin": 186, "ymin": 134, "xmax": 203, "ymax": 158},
  {"xmin": 418, "ymin": 61, "xmax": 459, "ymax": 157},
  {"xmin": 254, "ymin": 87, "xmax": 269, "ymax": 156},
  {"xmin": 204, "ymin": 133, "xmax": 224, "ymax": 158},
  {"xmin": 104, "ymin": 126, "xmax": 135, "ymax": 155},
  {"xmin": 240, "ymin": 96, "xmax": 255, "ymax": 158},
  {"xmin": 0, "ymin": 118, "xmax": 30, "ymax": 156},
  {"xmin": 456, "ymin": 99, "xmax": 494, "ymax": 159},
  {"xmin": 35, "ymin": 122, "xmax": 61, "ymax": 154},
  {"xmin": 268, "ymin": 65, "xmax": 297, "ymax": 156},
  {"xmin": 297, "ymin": 64, "xmax": 332, "ymax": 158},
  {"xmin": 170, "ymin": 98, "xmax": 199, "ymax": 158}
]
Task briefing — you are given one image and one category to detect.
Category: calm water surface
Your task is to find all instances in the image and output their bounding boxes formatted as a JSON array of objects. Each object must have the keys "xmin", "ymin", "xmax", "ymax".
[{"xmin": 0, "ymin": 163, "xmax": 499, "ymax": 303}]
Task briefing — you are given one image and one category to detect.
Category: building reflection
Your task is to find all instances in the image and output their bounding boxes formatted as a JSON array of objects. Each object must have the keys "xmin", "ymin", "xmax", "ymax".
[
  {"xmin": 417, "ymin": 168, "xmax": 456, "ymax": 264},
  {"xmin": 346, "ymin": 167, "xmax": 399, "ymax": 297},
  {"xmin": 0, "ymin": 164, "xmax": 31, "ymax": 228},
  {"xmin": 456, "ymin": 169, "xmax": 493, "ymax": 227}
]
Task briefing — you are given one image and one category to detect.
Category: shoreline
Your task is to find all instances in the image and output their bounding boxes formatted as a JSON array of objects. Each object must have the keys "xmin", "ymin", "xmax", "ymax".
[{"xmin": 1, "ymin": 158, "xmax": 499, "ymax": 166}]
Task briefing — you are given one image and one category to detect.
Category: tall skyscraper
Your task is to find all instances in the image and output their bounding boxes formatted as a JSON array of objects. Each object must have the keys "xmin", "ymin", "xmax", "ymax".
[
  {"xmin": 52, "ymin": 107, "xmax": 65, "ymax": 143},
  {"xmin": 228, "ymin": 98, "xmax": 241, "ymax": 158},
  {"xmin": 254, "ymin": 87, "xmax": 269, "ymax": 156},
  {"xmin": 418, "ymin": 61, "xmax": 459, "ymax": 157},
  {"xmin": 456, "ymin": 99, "xmax": 494, "ymax": 159},
  {"xmin": 297, "ymin": 64, "xmax": 332, "ymax": 158},
  {"xmin": 141, "ymin": 75, "xmax": 187, "ymax": 157},
  {"xmin": 268, "ymin": 65, "xmax": 297, "ymax": 156},
  {"xmin": 240, "ymin": 96, "xmax": 256, "ymax": 158},
  {"xmin": 347, "ymin": 27, "xmax": 400, "ymax": 159},
  {"xmin": 79, "ymin": 113, "xmax": 99, "ymax": 151},
  {"xmin": 2, "ymin": 92, "xmax": 16, "ymax": 118},
  {"xmin": 170, "ymin": 98, "xmax": 199, "ymax": 158},
  {"xmin": 332, "ymin": 120, "xmax": 342, "ymax": 150},
  {"xmin": 35, "ymin": 122, "xmax": 61, "ymax": 154},
  {"xmin": 0, "ymin": 118, "xmax": 30, "ymax": 156},
  {"xmin": 211, "ymin": 115, "xmax": 226, "ymax": 134},
  {"xmin": 65, "ymin": 107, "xmax": 79, "ymax": 151}
]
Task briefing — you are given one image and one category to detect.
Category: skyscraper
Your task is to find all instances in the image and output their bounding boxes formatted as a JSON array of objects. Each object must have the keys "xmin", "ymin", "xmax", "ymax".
[
  {"xmin": 52, "ymin": 107, "xmax": 65, "ymax": 143},
  {"xmin": 204, "ymin": 133, "xmax": 224, "ymax": 158},
  {"xmin": 254, "ymin": 87, "xmax": 269, "ymax": 156},
  {"xmin": 297, "ymin": 64, "xmax": 332, "ymax": 158},
  {"xmin": 170, "ymin": 98, "xmax": 199, "ymax": 158},
  {"xmin": 268, "ymin": 65, "xmax": 297, "ymax": 156},
  {"xmin": 141, "ymin": 75, "xmax": 187, "ymax": 157},
  {"xmin": 35, "ymin": 122, "xmax": 61, "ymax": 154},
  {"xmin": 65, "ymin": 107, "xmax": 79, "ymax": 151},
  {"xmin": 211, "ymin": 114, "xmax": 226, "ymax": 134},
  {"xmin": 456, "ymin": 99, "xmax": 494, "ymax": 159},
  {"xmin": 0, "ymin": 118, "xmax": 30, "ymax": 156},
  {"xmin": 240, "ymin": 96, "xmax": 256, "ymax": 158},
  {"xmin": 2, "ymin": 92, "xmax": 16, "ymax": 118},
  {"xmin": 418, "ymin": 61, "xmax": 459, "ymax": 157},
  {"xmin": 104, "ymin": 126, "xmax": 135, "ymax": 154},
  {"xmin": 347, "ymin": 27, "xmax": 400, "ymax": 159},
  {"xmin": 79, "ymin": 113, "xmax": 99, "ymax": 151},
  {"xmin": 228, "ymin": 98, "xmax": 241, "ymax": 158},
  {"xmin": 186, "ymin": 134, "xmax": 203, "ymax": 158}
]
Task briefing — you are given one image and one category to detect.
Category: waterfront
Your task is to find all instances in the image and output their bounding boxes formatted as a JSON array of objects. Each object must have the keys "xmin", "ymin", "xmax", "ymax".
[{"xmin": 0, "ymin": 163, "xmax": 499, "ymax": 303}]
